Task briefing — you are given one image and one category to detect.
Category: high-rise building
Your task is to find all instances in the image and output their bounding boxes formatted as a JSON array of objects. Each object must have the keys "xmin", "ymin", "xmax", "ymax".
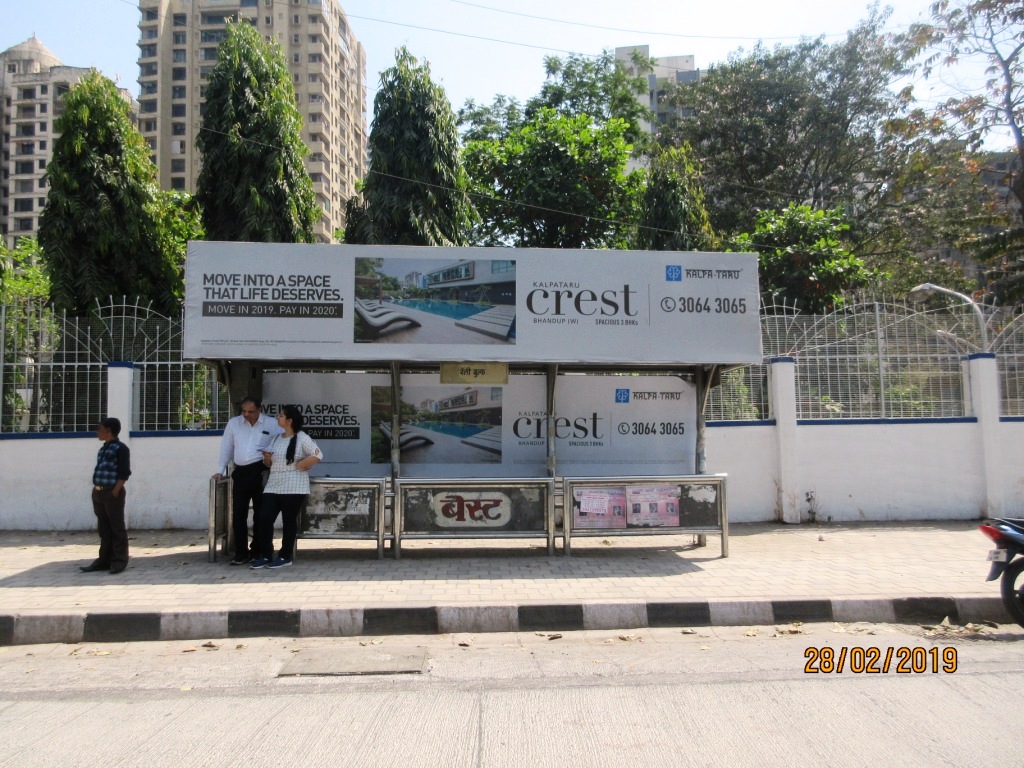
[
  {"xmin": 616, "ymin": 46, "xmax": 700, "ymax": 135},
  {"xmin": 137, "ymin": 0, "xmax": 368, "ymax": 242},
  {"xmin": 0, "ymin": 38, "xmax": 93, "ymax": 249}
]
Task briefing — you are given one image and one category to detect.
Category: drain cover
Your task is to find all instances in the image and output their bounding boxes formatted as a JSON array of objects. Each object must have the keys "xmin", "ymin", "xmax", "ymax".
[{"xmin": 279, "ymin": 646, "xmax": 427, "ymax": 677}]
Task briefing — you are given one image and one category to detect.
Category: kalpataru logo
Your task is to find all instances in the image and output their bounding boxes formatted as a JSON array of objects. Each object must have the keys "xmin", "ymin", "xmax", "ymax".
[
  {"xmin": 431, "ymin": 492, "xmax": 513, "ymax": 528},
  {"xmin": 525, "ymin": 281, "xmax": 639, "ymax": 326}
]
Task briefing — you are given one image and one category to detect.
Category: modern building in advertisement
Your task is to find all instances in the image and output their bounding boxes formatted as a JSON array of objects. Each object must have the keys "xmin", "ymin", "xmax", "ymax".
[
  {"xmin": 0, "ymin": 38, "xmax": 93, "ymax": 249},
  {"xmin": 615, "ymin": 45, "xmax": 700, "ymax": 135},
  {"xmin": 424, "ymin": 259, "xmax": 516, "ymax": 303},
  {"xmin": 137, "ymin": 0, "xmax": 368, "ymax": 242}
]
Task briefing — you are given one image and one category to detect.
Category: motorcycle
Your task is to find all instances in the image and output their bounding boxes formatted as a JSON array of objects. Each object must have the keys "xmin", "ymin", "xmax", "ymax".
[{"xmin": 980, "ymin": 517, "xmax": 1024, "ymax": 628}]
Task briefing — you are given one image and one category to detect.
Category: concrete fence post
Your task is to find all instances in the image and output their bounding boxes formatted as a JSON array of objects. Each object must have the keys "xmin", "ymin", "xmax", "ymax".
[
  {"xmin": 967, "ymin": 353, "xmax": 1002, "ymax": 516},
  {"xmin": 106, "ymin": 362, "xmax": 135, "ymax": 435},
  {"xmin": 768, "ymin": 357, "xmax": 801, "ymax": 523}
]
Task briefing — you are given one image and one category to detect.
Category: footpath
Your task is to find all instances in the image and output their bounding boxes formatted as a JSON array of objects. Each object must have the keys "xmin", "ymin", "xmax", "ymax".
[{"xmin": 0, "ymin": 521, "xmax": 1008, "ymax": 645}]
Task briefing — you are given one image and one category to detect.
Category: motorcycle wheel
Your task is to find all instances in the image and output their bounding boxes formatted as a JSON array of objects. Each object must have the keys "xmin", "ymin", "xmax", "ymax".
[{"xmin": 1000, "ymin": 558, "xmax": 1024, "ymax": 629}]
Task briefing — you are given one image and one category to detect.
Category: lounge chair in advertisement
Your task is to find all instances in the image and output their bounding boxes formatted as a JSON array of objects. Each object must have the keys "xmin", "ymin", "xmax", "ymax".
[
  {"xmin": 355, "ymin": 300, "xmax": 421, "ymax": 337},
  {"xmin": 378, "ymin": 422, "xmax": 434, "ymax": 451}
]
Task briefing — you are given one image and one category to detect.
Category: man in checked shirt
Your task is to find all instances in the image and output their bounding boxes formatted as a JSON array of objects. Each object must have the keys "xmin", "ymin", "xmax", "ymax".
[
  {"xmin": 213, "ymin": 397, "xmax": 284, "ymax": 564},
  {"xmin": 79, "ymin": 417, "xmax": 132, "ymax": 574}
]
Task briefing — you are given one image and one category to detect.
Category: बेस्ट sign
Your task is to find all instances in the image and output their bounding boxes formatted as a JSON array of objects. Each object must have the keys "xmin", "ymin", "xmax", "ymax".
[{"xmin": 183, "ymin": 242, "xmax": 762, "ymax": 364}]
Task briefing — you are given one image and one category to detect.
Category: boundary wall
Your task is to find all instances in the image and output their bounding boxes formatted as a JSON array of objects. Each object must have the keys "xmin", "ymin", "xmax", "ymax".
[{"xmin": 2, "ymin": 358, "xmax": 1022, "ymax": 530}]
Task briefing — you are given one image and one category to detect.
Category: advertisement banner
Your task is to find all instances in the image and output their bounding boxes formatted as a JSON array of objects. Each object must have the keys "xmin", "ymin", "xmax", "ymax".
[
  {"xmin": 386, "ymin": 372, "xmax": 549, "ymax": 479},
  {"xmin": 262, "ymin": 371, "xmax": 391, "ymax": 478},
  {"xmin": 553, "ymin": 375, "xmax": 696, "ymax": 476},
  {"xmin": 261, "ymin": 371, "xmax": 695, "ymax": 478},
  {"xmin": 300, "ymin": 482, "xmax": 381, "ymax": 535},
  {"xmin": 184, "ymin": 242, "xmax": 761, "ymax": 364}
]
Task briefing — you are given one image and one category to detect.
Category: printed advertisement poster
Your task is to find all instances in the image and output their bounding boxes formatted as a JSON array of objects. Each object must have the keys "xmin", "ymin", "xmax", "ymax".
[
  {"xmin": 262, "ymin": 371, "xmax": 391, "ymax": 478},
  {"xmin": 301, "ymin": 483, "xmax": 379, "ymax": 535},
  {"xmin": 625, "ymin": 485, "xmax": 682, "ymax": 527},
  {"xmin": 184, "ymin": 243, "xmax": 761, "ymax": 364},
  {"xmin": 571, "ymin": 486, "xmax": 627, "ymax": 530},
  {"xmin": 553, "ymin": 375, "xmax": 697, "ymax": 475},
  {"xmin": 377, "ymin": 372, "xmax": 548, "ymax": 478}
]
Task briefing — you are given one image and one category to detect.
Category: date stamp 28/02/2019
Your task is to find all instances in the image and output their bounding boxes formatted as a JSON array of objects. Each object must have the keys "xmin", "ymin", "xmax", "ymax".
[{"xmin": 804, "ymin": 646, "xmax": 958, "ymax": 674}]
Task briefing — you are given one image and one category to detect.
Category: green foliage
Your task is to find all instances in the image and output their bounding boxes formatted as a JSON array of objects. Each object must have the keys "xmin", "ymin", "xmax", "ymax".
[
  {"xmin": 903, "ymin": 1, "xmax": 1024, "ymax": 301},
  {"xmin": 153, "ymin": 191, "xmax": 204, "ymax": 298},
  {"xmin": 38, "ymin": 70, "xmax": 181, "ymax": 315},
  {"xmin": 0, "ymin": 237, "xmax": 50, "ymax": 305},
  {"xmin": 344, "ymin": 47, "xmax": 474, "ymax": 246},
  {"xmin": 731, "ymin": 205, "xmax": 876, "ymax": 313},
  {"xmin": 663, "ymin": 7, "xmax": 988, "ymax": 276},
  {"xmin": 196, "ymin": 22, "xmax": 319, "ymax": 243},
  {"xmin": 525, "ymin": 50, "xmax": 654, "ymax": 152},
  {"xmin": 464, "ymin": 108, "xmax": 642, "ymax": 248},
  {"xmin": 634, "ymin": 144, "xmax": 717, "ymax": 251}
]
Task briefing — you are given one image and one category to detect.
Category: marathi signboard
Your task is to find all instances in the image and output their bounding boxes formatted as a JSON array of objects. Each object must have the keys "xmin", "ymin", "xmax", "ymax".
[{"xmin": 184, "ymin": 242, "xmax": 761, "ymax": 365}]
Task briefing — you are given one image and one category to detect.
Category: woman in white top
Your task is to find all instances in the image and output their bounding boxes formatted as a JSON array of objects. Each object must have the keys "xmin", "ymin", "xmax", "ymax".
[{"xmin": 251, "ymin": 404, "xmax": 322, "ymax": 569}]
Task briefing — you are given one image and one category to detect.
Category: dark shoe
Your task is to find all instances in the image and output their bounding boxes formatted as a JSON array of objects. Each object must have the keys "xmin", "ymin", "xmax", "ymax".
[
  {"xmin": 109, "ymin": 564, "xmax": 127, "ymax": 574},
  {"xmin": 250, "ymin": 557, "xmax": 272, "ymax": 569},
  {"xmin": 268, "ymin": 557, "xmax": 292, "ymax": 569},
  {"xmin": 229, "ymin": 556, "xmax": 251, "ymax": 565},
  {"xmin": 79, "ymin": 562, "xmax": 108, "ymax": 573}
]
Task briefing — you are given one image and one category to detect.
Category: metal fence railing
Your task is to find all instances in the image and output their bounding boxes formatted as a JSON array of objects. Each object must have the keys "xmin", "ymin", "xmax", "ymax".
[{"xmin": 2, "ymin": 297, "xmax": 1024, "ymax": 432}]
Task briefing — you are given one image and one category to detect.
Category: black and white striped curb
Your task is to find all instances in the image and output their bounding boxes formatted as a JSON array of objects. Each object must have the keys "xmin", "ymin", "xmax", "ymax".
[{"xmin": 0, "ymin": 596, "xmax": 1008, "ymax": 646}]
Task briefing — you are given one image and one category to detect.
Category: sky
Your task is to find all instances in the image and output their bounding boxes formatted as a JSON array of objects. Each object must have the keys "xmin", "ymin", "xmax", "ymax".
[{"xmin": 0, "ymin": 0, "xmax": 994, "ymax": 131}]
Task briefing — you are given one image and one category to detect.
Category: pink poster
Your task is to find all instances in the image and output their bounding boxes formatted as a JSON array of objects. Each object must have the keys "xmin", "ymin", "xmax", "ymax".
[
  {"xmin": 625, "ymin": 485, "xmax": 682, "ymax": 527},
  {"xmin": 572, "ymin": 487, "xmax": 627, "ymax": 529}
]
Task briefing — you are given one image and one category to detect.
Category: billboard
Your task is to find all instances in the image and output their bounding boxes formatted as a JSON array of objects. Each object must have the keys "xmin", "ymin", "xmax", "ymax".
[{"xmin": 184, "ymin": 242, "xmax": 761, "ymax": 364}]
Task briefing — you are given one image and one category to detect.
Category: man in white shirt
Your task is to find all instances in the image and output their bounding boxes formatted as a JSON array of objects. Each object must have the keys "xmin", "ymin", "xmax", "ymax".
[{"xmin": 212, "ymin": 397, "xmax": 284, "ymax": 564}]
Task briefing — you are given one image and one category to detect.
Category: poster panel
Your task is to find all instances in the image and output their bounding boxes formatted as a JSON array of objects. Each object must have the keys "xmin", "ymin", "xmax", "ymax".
[
  {"xmin": 262, "ymin": 371, "xmax": 391, "ymax": 478},
  {"xmin": 184, "ymin": 243, "xmax": 761, "ymax": 364},
  {"xmin": 553, "ymin": 375, "xmax": 696, "ymax": 476},
  {"xmin": 565, "ymin": 477, "xmax": 723, "ymax": 534},
  {"xmin": 300, "ymin": 481, "xmax": 381, "ymax": 535},
  {"xmin": 625, "ymin": 485, "xmax": 682, "ymax": 527},
  {"xmin": 383, "ymin": 372, "xmax": 549, "ymax": 478},
  {"xmin": 400, "ymin": 482, "xmax": 549, "ymax": 534},
  {"xmin": 571, "ymin": 486, "xmax": 628, "ymax": 530}
]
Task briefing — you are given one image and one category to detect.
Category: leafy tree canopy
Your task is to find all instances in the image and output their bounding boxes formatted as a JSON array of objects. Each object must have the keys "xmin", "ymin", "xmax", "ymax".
[
  {"xmin": 344, "ymin": 47, "xmax": 474, "ymax": 246},
  {"xmin": 38, "ymin": 70, "xmax": 180, "ymax": 315},
  {"xmin": 463, "ymin": 108, "xmax": 641, "ymax": 249},
  {"xmin": 634, "ymin": 144, "xmax": 717, "ymax": 251},
  {"xmin": 196, "ymin": 22, "xmax": 319, "ymax": 243},
  {"xmin": 903, "ymin": 0, "xmax": 1024, "ymax": 303},
  {"xmin": 731, "ymin": 204, "xmax": 876, "ymax": 313}
]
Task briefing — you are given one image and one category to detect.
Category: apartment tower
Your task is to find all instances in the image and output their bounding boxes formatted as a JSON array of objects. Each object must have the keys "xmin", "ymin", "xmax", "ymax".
[
  {"xmin": 137, "ymin": 0, "xmax": 368, "ymax": 242},
  {"xmin": 0, "ymin": 38, "xmax": 92, "ymax": 249}
]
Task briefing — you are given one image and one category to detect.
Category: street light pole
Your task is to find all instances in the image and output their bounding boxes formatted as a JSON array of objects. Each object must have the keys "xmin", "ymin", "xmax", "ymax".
[{"xmin": 908, "ymin": 282, "xmax": 989, "ymax": 351}]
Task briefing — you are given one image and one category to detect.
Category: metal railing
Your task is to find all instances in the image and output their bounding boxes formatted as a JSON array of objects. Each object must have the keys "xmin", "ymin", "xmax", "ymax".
[{"xmin": 3, "ymin": 296, "xmax": 1024, "ymax": 432}]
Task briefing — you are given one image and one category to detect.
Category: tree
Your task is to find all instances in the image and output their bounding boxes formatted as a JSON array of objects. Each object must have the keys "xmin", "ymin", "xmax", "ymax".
[
  {"xmin": 525, "ymin": 50, "xmax": 654, "ymax": 152},
  {"xmin": 153, "ymin": 191, "xmax": 204, "ymax": 300},
  {"xmin": 663, "ymin": 8, "xmax": 987, "ymax": 264},
  {"xmin": 344, "ymin": 48, "xmax": 474, "ymax": 246},
  {"xmin": 634, "ymin": 144, "xmax": 717, "ymax": 251},
  {"xmin": 0, "ymin": 237, "xmax": 49, "ymax": 306},
  {"xmin": 905, "ymin": 1, "xmax": 1024, "ymax": 303},
  {"xmin": 196, "ymin": 22, "xmax": 319, "ymax": 243},
  {"xmin": 463, "ymin": 108, "xmax": 642, "ymax": 249},
  {"xmin": 38, "ymin": 70, "xmax": 180, "ymax": 315},
  {"xmin": 731, "ymin": 205, "xmax": 876, "ymax": 313}
]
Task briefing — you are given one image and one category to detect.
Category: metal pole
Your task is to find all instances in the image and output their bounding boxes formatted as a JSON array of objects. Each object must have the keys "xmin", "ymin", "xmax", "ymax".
[{"xmin": 875, "ymin": 302, "xmax": 886, "ymax": 419}]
